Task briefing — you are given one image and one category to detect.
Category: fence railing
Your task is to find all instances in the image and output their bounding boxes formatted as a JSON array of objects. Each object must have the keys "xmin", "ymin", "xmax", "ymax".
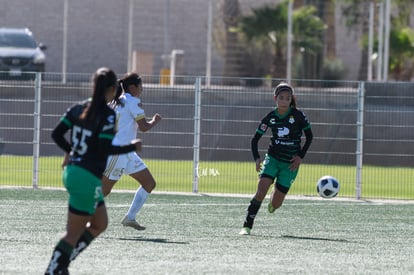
[{"xmin": 0, "ymin": 72, "xmax": 413, "ymax": 200}]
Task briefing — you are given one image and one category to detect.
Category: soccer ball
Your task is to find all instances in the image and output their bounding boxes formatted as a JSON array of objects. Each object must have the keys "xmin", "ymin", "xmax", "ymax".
[{"xmin": 317, "ymin": 175, "xmax": 340, "ymax": 199}]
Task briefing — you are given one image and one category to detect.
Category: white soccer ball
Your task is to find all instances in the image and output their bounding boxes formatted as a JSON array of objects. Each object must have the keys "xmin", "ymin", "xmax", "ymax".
[{"xmin": 317, "ymin": 175, "xmax": 340, "ymax": 199}]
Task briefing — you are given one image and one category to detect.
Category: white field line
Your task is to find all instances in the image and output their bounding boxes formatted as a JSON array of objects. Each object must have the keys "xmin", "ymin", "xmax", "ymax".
[{"xmin": 1, "ymin": 185, "xmax": 414, "ymax": 205}]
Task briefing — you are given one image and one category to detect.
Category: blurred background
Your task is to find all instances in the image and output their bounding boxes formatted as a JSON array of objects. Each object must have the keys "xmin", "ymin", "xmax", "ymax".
[
  {"xmin": 1, "ymin": 0, "xmax": 413, "ymax": 82},
  {"xmin": 1, "ymin": 0, "xmax": 414, "ymax": 199}
]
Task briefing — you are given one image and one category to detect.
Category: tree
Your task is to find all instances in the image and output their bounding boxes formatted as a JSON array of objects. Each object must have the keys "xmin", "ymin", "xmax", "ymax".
[
  {"xmin": 237, "ymin": 1, "xmax": 326, "ymax": 79},
  {"xmin": 213, "ymin": 0, "xmax": 246, "ymax": 81},
  {"xmin": 342, "ymin": 0, "xmax": 414, "ymax": 80},
  {"xmin": 389, "ymin": 27, "xmax": 414, "ymax": 80},
  {"xmin": 221, "ymin": 0, "xmax": 244, "ymax": 79},
  {"xmin": 299, "ymin": 0, "xmax": 338, "ymax": 80},
  {"xmin": 239, "ymin": 3, "xmax": 288, "ymax": 78},
  {"xmin": 291, "ymin": 4, "xmax": 327, "ymax": 79}
]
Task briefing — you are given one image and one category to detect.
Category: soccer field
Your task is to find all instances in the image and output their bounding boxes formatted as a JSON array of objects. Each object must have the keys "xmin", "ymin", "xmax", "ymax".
[
  {"xmin": 1, "ymin": 188, "xmax": 414, "ymax": 274},
  {"xmin": 2, "ymin": 156, "xmax": 414, "ymax": 200}
]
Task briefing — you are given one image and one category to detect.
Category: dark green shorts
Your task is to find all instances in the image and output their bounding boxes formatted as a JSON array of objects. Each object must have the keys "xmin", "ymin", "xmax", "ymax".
[
  {"xmin": 260, "ymin": 154, "xmax": 299, "ymax": 189},
  {"xmin": 63, "ymin": 165, "xmax": 104, "ymax": 215}
]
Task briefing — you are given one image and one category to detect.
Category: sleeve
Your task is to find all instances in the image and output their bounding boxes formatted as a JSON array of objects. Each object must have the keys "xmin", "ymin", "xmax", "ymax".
[
  {"xmin": 251, "ymin": 116, "xmax": 268, "ymax": 160},
  {"xmin": 298, "ymin": 128, "xmax": 313, "ymax": 158},
  {"xmin": 251, "ymin": 132, "xmax": 262, "ymax": 160},
  {"xmin": 51, "ymin": 111, "xmax": 73, "ymax": 154},
  {"xmin": 297, "ymin": 111, "xmax": 313, "ymax": 159},
  {"xmin": 99, "ymin": 138, "xmax": 136, "ymax": 155},
  {"xmin": 127, "ymin": 97, "xmax": 146, "ymax": 121}
]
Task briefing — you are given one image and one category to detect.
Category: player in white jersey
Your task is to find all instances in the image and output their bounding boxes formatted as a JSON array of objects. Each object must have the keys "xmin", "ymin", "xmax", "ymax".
[{"xmin": 102, "ymin": 72, "xmax": 161, "ymax": 231}]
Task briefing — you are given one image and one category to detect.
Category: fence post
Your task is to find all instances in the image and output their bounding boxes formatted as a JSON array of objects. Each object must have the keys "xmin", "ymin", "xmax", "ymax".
[
  {"xmin": 356, "ymin": 81, "xmax": 365, "ymax": 199},
  {"xmin": 192, "ymin": 77, "xmax": 202, "ymax": 193},
  {"xmin": 32, "ymin": 72, "xmax": 42, "ymax": 189}
]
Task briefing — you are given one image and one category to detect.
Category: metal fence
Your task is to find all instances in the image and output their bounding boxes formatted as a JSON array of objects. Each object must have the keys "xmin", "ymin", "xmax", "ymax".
[{"xmin": 0, "ymin": 72, "xmax": 413, "ymax": 200}]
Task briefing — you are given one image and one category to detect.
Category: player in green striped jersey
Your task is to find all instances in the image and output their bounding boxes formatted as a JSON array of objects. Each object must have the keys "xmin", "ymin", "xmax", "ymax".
[
  {"xmin": 239, "ymin": 82, "xmax": 313, "ymax": 235},
  {"xmin": 45, "ymin": 68, "xmax": 142, "ymax": 274}
]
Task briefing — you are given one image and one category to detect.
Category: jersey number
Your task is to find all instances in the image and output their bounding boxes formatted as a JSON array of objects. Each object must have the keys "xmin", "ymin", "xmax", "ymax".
[{"xmin": 72, "ymin": 126, "xmax": 92, "ymax": 155}]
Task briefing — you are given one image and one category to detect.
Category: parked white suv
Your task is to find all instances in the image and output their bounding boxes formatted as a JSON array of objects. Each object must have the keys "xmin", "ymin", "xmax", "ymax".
[{"xmin": 0, "ymin": 28, "xmax": 46, "ymax": 79}]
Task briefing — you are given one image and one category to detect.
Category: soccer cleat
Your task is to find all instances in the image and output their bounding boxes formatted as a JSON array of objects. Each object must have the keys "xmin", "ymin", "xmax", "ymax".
[
  {"xmin": 45, "ymin": 267, "xmax": 69, "ymax": 275},
  {"xmin": 268, "ymin": 202, "xmax": 275, "ymax": 213},
  {"xmin": 238, "ymin": 227, "xmax": 251, "ymax": 235},
  {"xmin": 121, "ymin": 216, "xmax": 146, "ymax": 231}
]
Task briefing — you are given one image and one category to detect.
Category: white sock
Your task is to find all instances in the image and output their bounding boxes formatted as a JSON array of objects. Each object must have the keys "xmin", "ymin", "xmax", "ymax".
[{"xmin": 126, "ymin": 186, "xmax": 149, "ymax": 220}]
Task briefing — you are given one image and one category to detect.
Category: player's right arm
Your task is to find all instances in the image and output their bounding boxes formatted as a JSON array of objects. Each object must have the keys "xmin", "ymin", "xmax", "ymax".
[
  {"xmin": 100, "ymin": 137, "xmax": 142, "ymax": 155},
  {"xmin": 251, "ymin": 132, "xmax": 263, "ymax": 172},
  {"xmin": 51, "ymin": 117, "xmax": 72, "ymax": 154},
  {"xmin": 251, "ymin": 115, "xmax": 269, "ymax": 172}
]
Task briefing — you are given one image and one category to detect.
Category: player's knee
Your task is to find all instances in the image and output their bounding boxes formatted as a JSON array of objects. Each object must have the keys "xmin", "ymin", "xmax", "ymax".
[
  {"xmin": 144, "ymin": 184, "xmax": 155, "ymax": 193},
  {"xmin": 92, "ymin": 219, "xmax": 108, "ymax": 235},
  {"xmin": 140, "ymin": 179, "xmax": 156, "ymax": 193},
  {"xmin": 101, "ymin": 178, "xmax": 114, "ymax": 197},
  {"xmin": 100, "ymin": 220, "xmax": 108, "ymax": 232}
]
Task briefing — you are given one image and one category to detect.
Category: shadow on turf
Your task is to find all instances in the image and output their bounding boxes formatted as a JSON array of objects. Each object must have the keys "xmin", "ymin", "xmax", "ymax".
[
  {"xmin": 103, "ymin": 236, "xmax": 189, "ymax": 245},
  {"xmin": 281, "ymin": 235, "xmax": 351, "ymax": 243}
]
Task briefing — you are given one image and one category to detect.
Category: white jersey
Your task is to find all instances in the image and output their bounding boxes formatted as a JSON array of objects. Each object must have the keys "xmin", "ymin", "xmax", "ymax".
[{"xmin": 112, "ymin": 92, "xmax": 145, "ymax": 145}]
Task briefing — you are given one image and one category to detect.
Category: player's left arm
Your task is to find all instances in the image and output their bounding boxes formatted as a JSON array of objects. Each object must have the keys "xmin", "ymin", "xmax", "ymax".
[
  {"xmin": 298, "ymin": 127, "xmax": 313, "ymax": 158},
  {"xmin": 297, "ymin": 110, "xmax": 313, "ymax": 159},
  {"xmin": 290, "ymin": 112, "xmax": 313, "ymax": 171},
  {"xmin": 136, "ymin": 113, "xmax": 162, "ymax": 132},
  {"xmin": 290, "ymin": 128, "xmax": 312, "ymax": 171},
  {"xmin": 128, "ymin": 97, "xmax": 162, "ymax": 132}
]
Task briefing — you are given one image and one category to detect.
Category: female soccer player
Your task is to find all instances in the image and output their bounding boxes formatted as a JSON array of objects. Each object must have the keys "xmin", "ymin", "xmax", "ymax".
[
  {"xmin": 239, "ymin": 82, "xmax": 313, "ymax": 235},
  {"xmin": 102, "ymin": 72, "xmax": 161, "ymax": 231},
  {"xmin": 45, "ymin": 67, "xmax": 142, "ymax": 274}
]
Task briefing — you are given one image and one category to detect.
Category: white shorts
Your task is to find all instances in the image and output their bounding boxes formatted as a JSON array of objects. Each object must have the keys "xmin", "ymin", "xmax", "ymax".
[{"xmin": 103, "ymin": 152, "xmax": 147, "ymax": 181}]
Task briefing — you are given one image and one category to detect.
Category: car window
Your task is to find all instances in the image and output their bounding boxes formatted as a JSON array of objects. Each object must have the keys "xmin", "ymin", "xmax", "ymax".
[{"xmin": 0, "ymin": 33, "xmax": 37, "ymax": 48}]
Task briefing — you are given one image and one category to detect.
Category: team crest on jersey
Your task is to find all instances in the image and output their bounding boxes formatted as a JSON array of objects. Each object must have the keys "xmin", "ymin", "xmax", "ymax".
[
  {"xmin": 138, "ymin": 102, "xmax": 142, "ymax": 108},
  {"xmin": 289, "ymin": 116, "xmax": 295, "ymax": 124},
  {"xmin": 260, "ymin": 124, "xmax": 267, "ymax": 132},
  {"xmin": 107, "ymin": 115, "xmax": 115, "ymax": 124}
]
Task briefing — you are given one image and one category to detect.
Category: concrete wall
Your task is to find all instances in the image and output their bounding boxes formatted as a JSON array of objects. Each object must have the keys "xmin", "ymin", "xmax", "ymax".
[{"xmin": 0, "ymin": 0, "xmax": 363, "ymax": 79}]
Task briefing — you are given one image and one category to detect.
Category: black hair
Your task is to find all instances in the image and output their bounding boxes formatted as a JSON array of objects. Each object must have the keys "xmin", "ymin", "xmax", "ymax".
[
  {"xmin": 111, "ymin": 72, "xmax": 142, "ymax": 107},
  {"xmin": 274, "ymin": 81, "xmax": 297, "ymax": 108},
  {"xmin": 119, "ymin": 72, "xmax": 142, "ymax": 94},
  {"xmin": 80, "ymin": 67, "xmax": 117, "ymax": 122},
  {"xmin": 111, "ymin": 83, "xmax": 124, "ymax": 108}
]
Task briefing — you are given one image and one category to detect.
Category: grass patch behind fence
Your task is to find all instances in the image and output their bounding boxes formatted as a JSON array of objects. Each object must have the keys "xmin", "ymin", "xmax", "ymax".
[
  {"xmin": 0, "ymin": 188, "xmax": 413, "ymax": 274},
  {"xmin": 0, "ymin": 155, "xmax": 414, "ymax": 200}
]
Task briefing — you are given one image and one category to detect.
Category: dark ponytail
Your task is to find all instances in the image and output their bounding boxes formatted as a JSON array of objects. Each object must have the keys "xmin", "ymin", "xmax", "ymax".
[
  {"xmin": 80, "ymin": 67, "xmax": 117, "ymax": 122},
  {"xmin": 119, "ymin": 72, "xmax": 142, "ymax": 94},
  {"xmin": 109, "ymin": 79, "xmax": 124, "ymax": 108}
]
